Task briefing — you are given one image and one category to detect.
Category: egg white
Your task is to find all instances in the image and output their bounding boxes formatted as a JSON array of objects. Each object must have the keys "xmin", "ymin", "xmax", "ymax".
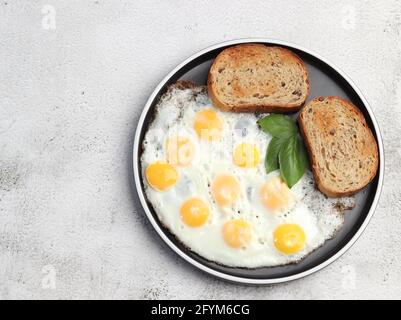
[{"xmin": 141, "ymin": 86, "xmax": 355, "ymax": 268}]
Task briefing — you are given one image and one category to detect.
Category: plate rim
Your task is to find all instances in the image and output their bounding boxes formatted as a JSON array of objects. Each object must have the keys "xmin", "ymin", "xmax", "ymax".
[{"xmin": 132, "ymin": 38, "xmax": 384, "ymax": 285}]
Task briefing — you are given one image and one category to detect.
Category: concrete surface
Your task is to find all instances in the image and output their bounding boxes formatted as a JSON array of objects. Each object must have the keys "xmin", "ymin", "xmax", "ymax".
[{"xmin": 0, "ymin": 0, "xmax": 400, "ymax": 300}]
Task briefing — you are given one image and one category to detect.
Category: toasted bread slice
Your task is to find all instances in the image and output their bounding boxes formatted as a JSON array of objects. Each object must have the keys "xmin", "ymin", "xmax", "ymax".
[
  {"xmin": 299, "ymin": 97, "xmax": 379, "ymax": 197},
  {"xmin": 207, "ymin": 44, "xmax": 309, "ymax": 113}
]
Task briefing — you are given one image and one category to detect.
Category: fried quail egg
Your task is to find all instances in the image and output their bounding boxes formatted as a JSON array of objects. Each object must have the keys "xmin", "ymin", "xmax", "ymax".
[{"xmin": 141, "ymin": 85, "xmax": 355, "ymax": 267}]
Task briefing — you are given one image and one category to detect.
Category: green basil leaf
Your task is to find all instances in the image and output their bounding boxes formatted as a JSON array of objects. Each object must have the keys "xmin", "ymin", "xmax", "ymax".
[
  {"xmin": 265, "ymin": 137, "xmax": 288, "ymax": 173},
  {"xmin": 257, "ymin": 114, "xmax": 298, "ymax": 138},
  {"xmin": 279, "ymin": 135, "xmax": 308, "ymax": 188}
]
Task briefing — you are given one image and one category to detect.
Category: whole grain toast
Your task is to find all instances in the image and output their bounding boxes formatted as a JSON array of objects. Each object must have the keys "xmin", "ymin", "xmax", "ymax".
[
  {"xmin": 298, "ymin": 96, "xmax": 379, "ymax": 197},
  {"xmin": 207, "ymin": 44, "xmax": 309, "ymax": 113}
]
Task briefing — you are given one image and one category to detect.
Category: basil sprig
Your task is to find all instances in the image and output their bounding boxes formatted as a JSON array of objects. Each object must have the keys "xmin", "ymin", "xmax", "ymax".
[{"xmin": 257, "ymin": 114, "xmax": 308, "ymax": 188}]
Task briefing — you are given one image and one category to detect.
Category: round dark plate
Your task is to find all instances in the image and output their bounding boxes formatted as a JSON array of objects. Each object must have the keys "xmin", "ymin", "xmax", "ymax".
[{"xmin": 133, "ymin": 39, "xmax": 384, "ymax": 284}]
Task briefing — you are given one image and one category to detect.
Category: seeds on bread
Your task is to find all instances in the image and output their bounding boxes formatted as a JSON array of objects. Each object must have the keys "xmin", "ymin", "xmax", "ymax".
[
  {"xmin": 208, "ymin": 44, "xmax": 309, "ymax": 113},
  {"xmin": 298, "ymin": 96, "xmax": 379, "ymax": 197}
]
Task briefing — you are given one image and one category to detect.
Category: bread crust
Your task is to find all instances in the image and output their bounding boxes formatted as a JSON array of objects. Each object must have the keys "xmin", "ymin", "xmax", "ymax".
[
  {"xmin": 298, "ymin": 96, "xmax": 379, "ymax": 197},
  {"xmin": 207, "ymin": 44, "xmax": 310, "ymax": 113}
]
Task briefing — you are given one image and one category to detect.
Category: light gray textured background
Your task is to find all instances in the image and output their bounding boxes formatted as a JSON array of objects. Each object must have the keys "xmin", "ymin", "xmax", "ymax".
[{"xmin": 0, "ymin": 0, "xmax": 400, "ymax": 300}]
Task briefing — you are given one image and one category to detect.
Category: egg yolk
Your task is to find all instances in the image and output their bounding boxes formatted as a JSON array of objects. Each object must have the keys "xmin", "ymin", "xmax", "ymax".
[
  {"xmin": 145, "ymin": 161, "xmax": 178, "ymax": 191},
  {"xmin": 222, "ymin": 219, "xmax": 252, "ymax": 248},
  {"xmin": 260, "ymin": 177, "xmax": 293, "ymax": 211},
  {"xmin": 211, "ymin": 174, "xmax": 240, "ymax": 206},
  {"xmin": 180, "ymin": 198, "xmax": 210, "ymax": 227},
  {"xmin": 166, "ymin": 137, "xmax": 194, "ymax": 166},
  {"xmin": 273, "ymin": 224, "xmax": 306, "ymax": 254},
  {"xmin": 233, "ymin": 143, "xmax": 260, "ymax": 168},
  {"xmin": 194, "ymin": 109, "xmax": 223, "ymax": 141}
]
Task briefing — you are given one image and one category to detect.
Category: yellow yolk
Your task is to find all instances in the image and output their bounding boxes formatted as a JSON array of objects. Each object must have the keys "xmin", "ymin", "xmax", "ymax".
[
  {"xmin": 211, "ymin": 174, "xmax": 240, "ymax": 206},
  {"xmin": 194, "ymin": 109, "xmax": 223, "ymax": 141},
  {"xmin": 180, "ymin": 198, "xmax": 210, "ymax": 227},
  {"xmin": 260, "ymin": 177, "xmax": 293, "ymax": 211},
  {"xmin": 222, "ymin": 219, "xmax": 252, "ymax": 248},
  {"xmin": 273, "ymin": 224, "xmax": 306, "ymax": 254},
  {"xmin": 233, "ymin": 143, "xmax": 260, "ymax": 168},
  {"xmin": 166, "ymin": 137, "xmax": 194, "ymax": 166},
  {"xmin": 145, "ymin": 161, "xmax": 178, "ymax": 191}
]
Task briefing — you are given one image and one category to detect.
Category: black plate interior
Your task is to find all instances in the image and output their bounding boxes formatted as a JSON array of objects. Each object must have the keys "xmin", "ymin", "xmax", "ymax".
[{"xmin": 137, "ymin": 42, "xmax": 380, "ymax": 280}]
